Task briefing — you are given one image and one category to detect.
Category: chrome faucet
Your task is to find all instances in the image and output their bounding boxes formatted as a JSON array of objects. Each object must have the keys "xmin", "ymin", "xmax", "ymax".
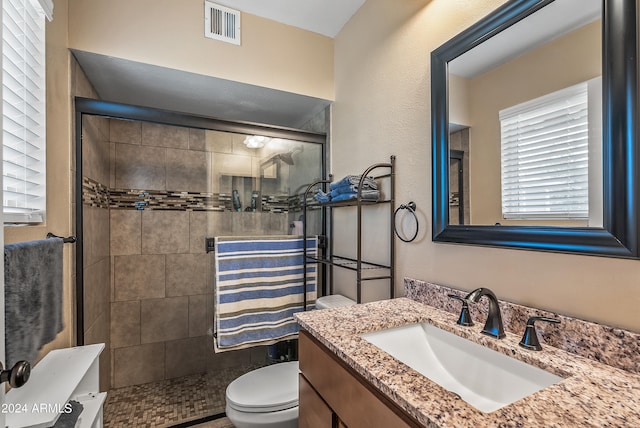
[{"xmin": 465, "ymin": 288, "xmax": 505, "ymax": 339}]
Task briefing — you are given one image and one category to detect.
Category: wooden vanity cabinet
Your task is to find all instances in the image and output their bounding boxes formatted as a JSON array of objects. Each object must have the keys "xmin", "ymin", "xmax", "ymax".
[
  {"xmin": 299, "ymin": 329, "xmax": 420, "ymax": 428},
  {"xmin": 299, "ymin": 374, "xmax": 336, "ymax": 427}
]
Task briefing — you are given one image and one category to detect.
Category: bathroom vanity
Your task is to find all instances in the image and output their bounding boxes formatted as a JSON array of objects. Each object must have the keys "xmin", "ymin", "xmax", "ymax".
[
  {"xmin": 298, "ymin": 330, "xmax": 416, "ymax": 427},
  {"xmin": 295, "ymin": 297, "xmax": 640, "ymax": 427}
]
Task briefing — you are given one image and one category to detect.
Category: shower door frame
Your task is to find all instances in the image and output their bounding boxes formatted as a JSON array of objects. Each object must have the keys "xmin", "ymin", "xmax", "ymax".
[{"xmin": 74, "ymin": 97, "xmax": 329, "ymax": 345}]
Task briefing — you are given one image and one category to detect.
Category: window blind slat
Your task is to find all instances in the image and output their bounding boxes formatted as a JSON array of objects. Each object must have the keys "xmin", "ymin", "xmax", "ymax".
[
  {"xmin": 503, "ymin": 187, "xmax": 589, "ymax": 197},
  {"xmin": 3, "ymin": 130, "xmax": 43, "ymax": 152},
  {"xmin": 503, "ymin": 202, "xmax": 589, "ymax": 210},
  {"xmin": 502, "ymin": 122, "xmax": 588, "ymax": 145},
  {"xmin": 4, "ymin": 174, "xmax": 40, "ymax": 188},
  {"xmin": 500, "ymin": 82, "xmax": 589, "ymax": 220},
  {"xmin": 503, "ymin": 144, "xmax": 589, "ymax": 163},
  {"xmin": 503, "ymin": 162, "xmax": 589, "ymax": 175},
  {"xmin": 504, "ymin": 173, "xmax": 588, "ymax": 184},
  {"xmin": 3, "ymin": 156, "xmax": 42, "ymax": 176},
  {"xmin": 502, "ymin": 108, "xmax": 588, "ymax": 134}
]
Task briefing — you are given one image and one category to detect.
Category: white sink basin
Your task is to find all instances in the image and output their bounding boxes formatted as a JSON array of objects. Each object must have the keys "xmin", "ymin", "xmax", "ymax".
[{"xmin": 361, "ymin": 323, "xmax": 563, "ymax": 413}]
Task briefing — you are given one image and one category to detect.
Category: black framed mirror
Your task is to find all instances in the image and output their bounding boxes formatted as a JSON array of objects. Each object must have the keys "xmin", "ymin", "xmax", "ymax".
[{"xmin": 431, "ymin": 0, "xmax": 639, "ymax": 258}]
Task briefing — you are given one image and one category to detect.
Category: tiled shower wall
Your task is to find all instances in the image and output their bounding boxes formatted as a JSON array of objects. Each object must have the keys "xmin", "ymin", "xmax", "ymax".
[{"xmin": 104, "ymin": 119, "xmax": 301, "ymax": 388}]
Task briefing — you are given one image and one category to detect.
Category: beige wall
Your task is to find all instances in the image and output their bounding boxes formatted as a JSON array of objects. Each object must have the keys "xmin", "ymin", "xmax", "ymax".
[
  {"xmin": 333, "ymin": 0, "xmax": 640, "ymax": 332},
  {"xmin": 67, "ymin": 0, "xmax": 334, "ymax": 100},
  {"xmin": 449, "ymin": 74, "xmax": 471, "ymax": 126},
  {"xmin": 4, "ymin": 0, "xmax": 75, "ymax": 359}
]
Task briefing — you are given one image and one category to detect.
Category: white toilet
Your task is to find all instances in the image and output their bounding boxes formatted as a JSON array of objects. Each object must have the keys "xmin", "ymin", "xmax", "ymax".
[
  {"xmin": 225, "ymin": 361, "xmax": 299, "ymax": 428},
  {"xmin": 225, "ymin": 295, "xmax": 356, "ymax": 428},
  {"xmin": 315, "ymin": 294, "xmax": 356, "ymax": 309}
]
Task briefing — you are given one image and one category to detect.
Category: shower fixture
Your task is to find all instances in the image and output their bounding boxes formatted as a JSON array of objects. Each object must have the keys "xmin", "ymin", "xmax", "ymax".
[
  {"xmin": 262, "ymin": 146, "xmax": 304, "ymax": 167},
  {"xmin": 278, "ymin": 151, "xmax": 295, "ymax": 166}
]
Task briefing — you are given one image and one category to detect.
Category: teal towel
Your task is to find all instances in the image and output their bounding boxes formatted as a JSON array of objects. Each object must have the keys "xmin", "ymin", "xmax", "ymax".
[{"xmin": 4, "ymin": 238, "xmax": 64, "ymax": 366}]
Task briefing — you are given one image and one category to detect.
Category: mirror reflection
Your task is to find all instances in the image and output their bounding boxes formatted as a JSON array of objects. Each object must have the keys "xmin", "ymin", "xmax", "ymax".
[{"xmin": 447, "ymin": 0, "xmax": 601, "ymax": 227}]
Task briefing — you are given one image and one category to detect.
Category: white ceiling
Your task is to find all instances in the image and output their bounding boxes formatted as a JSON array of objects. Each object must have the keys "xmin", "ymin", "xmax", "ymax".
[
  {"xmin": 217, "ymin": 0, "xmax": 366, "ymax": 37},
  {"xmin": 75, "ymin": 1, "xmax": 367, "ymax": 129},
  {"xmin": 449, "ymin": 0, "xmax": 600, "ymax": 78}
]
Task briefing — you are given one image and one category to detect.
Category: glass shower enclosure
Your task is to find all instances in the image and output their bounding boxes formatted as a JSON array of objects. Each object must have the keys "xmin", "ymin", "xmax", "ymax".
[{"xmin": 75, "ymin": 97, "xmax": 326, "ymax": 397}]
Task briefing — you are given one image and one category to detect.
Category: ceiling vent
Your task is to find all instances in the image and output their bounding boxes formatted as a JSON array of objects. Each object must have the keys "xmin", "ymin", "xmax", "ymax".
[{"xmin": 204, "ymin": 1, "xmax": 241, "ymax": 45}]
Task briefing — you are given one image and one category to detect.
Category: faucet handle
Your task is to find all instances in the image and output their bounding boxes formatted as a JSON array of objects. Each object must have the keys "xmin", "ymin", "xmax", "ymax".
[
  {"xmin": 447, "ymin": 294, "xmax": 474, "ymax": 326},
  {"xmin": 519, "ymin": 316, "xmax": 560, "ymax": 351}
]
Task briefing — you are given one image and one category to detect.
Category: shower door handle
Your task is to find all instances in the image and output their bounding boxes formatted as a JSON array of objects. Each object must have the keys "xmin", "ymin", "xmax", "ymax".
[{"xmin": 0, "ymin": 360, "xmax": 31, "ymax": 388}]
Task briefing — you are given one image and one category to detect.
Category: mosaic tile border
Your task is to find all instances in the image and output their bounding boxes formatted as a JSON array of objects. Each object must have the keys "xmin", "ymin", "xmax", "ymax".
[
  {"xmin": 109, "ymin": 189, "xmax": 229, "ymax": 211},
  {"xmin": 405, "ymin": 278, "xmax": 640, "ymax": 374},
  {"xmin": 81, "ymin": 176, "xmax": 321, "ymax": 213},
  {"xmin": 82, "ymin": 177, "xmax": 110, "ymax": 209}
]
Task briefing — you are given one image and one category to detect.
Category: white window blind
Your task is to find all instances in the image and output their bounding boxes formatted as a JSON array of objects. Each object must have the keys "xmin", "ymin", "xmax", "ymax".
[
  {"xmin": 500, "ymin": 82, "xmax": 589, "ymax": 220},
  {"xmin": 2, "ymin": 0, "xmax": 51, "ymax": 223}
]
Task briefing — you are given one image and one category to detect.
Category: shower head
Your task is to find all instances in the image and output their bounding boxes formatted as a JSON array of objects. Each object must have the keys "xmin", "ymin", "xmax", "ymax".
[
  {"xmin": 278, "ymin": 152, "xmax": 295, "ymax": 166},
  {"xmin": 265, "ymin": 146, "xmax": 304, "ymax": 167}
]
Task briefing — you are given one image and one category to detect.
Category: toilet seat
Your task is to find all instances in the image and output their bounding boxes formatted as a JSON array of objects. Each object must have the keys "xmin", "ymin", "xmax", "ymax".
[{"xmin": 226, "ymin": 361, "xmax": 299, "ymax": 413}]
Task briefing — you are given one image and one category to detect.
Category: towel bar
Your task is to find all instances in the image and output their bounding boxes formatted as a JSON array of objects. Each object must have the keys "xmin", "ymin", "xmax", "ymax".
[
  {"xmin": 206, "ymin": 235, "xmax": 326, "ymax": 253},
  {"xmin": 46, "ymin": 232, "xmax": 76, "ymax": 244}
]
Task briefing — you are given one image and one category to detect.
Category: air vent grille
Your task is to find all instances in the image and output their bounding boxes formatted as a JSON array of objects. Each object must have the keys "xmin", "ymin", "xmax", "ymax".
[{"xmin": 204, "ymin": 1, "xmax": 241, "ymax": 45}]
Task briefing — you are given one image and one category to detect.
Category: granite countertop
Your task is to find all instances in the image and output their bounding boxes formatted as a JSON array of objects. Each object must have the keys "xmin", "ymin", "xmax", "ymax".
[{"xmin": 294, "ymin": 298, "xmax": 640, "ymax": 427}]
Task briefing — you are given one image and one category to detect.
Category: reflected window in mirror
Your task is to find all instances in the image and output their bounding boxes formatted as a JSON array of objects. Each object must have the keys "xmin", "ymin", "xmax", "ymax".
[{"xmin": 499, "ymin": 79, "xmax": 602, "ymax": 226}]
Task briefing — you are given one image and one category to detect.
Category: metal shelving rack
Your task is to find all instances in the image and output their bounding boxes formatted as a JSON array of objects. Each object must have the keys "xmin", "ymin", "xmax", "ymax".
[{"xmin": 303, "ymin": 155, "xmax": 395, "ymax": 304}]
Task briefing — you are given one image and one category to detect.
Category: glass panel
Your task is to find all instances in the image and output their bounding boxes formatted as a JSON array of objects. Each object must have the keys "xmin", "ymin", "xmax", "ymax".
[
  {"xmin": 80, "ymin": 113, "xmax": 325, "ymax": 392},
  {"xmin": 207, "ymin": 130, "xmax": 323, "ymax": 236}
]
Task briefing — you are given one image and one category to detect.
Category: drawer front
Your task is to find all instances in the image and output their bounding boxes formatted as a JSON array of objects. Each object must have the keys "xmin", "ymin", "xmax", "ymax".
[
  {"xmin": 299, "ymin": 374, "xmax": 335, "ymax": 428},
  {"xmin": 299, "ymin": 330, "xmax": 414, "ymax": 428}
]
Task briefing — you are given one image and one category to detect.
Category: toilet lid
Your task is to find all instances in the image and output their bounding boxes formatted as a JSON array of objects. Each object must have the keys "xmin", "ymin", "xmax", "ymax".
[{"xmin": 226, "ymin": 361, "xmax": 299, "ymax": 413}]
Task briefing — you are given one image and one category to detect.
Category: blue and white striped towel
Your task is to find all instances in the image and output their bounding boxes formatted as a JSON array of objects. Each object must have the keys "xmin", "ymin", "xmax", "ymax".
[{"xmin": 214, "ymin": 235, "xmax": 317, "ymax": 352}]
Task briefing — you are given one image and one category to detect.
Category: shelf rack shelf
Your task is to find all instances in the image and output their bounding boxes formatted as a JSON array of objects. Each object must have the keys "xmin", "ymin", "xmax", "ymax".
[{"xmin": 303, "ymin": 156, "xmax": 395, "ymax": 304}]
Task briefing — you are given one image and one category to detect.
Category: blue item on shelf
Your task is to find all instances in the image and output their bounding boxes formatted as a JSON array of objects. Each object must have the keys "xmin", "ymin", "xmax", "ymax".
[
  {"xmin": 330, "ymin": 185, "xmax": 380, "ymax": 199},
  {"xmin": 315, "ymin": 190, "xmax": 331, "ymax": 204},
  {"xmin": 331, "ymin": 190, "xmax": 380, "ymax": 203},
  {"xmin": 329, "ymin": 175, "xmax": 377, "ymax": 191}
]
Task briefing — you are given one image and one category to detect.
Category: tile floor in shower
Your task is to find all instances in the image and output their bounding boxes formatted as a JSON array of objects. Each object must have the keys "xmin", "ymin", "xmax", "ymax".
[{"xmin": 103, "ymin": 363, "xmax": 262, "ymax": 428}]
